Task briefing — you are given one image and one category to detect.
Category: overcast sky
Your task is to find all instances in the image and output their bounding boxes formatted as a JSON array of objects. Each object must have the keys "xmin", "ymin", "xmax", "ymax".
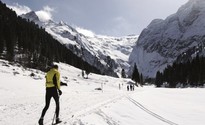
[{"xmin": 3, "ymin": 0, "xmax": 188, "ymax": 36}]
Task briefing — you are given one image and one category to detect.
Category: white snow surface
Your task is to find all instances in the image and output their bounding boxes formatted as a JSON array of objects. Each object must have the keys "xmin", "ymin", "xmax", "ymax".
[{"xmin": 0, "ymin": 59, "xmax": 205, "ymax": 125}]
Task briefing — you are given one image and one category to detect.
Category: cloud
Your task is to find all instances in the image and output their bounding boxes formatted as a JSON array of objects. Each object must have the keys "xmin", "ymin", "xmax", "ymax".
[
  {"xmin": 76, "ymin": 27, "xmax": 95, "ymax": 37},
  {"xmin": 36, "ymin": 6, "xmax": 54, "ymax": 22},
  {"xmin": 7, "ymin": 3, "xmax": 54, "ymax": 22},
  {"xmin": 7, "ymin": 3, "xmax": 31, "ymax": 15}
]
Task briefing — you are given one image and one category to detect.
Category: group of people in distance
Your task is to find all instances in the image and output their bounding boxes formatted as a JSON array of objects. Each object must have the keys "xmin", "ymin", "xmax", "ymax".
[{"xmin": 127, "ymin": 84, "xmax": 135, "ymax": 91}]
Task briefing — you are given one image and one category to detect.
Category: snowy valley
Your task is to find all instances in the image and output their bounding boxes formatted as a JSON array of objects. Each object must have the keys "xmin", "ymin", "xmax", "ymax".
[
  {"xmin": 1, "ymin": 0, "xmax": 205, "ymax": 124},
  {"xmin": 0, "ymin": 59, "xmax": 205, "ymax": 125}
]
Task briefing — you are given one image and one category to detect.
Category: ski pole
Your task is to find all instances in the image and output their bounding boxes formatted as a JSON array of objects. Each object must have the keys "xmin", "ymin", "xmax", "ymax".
[
  {"xmin": 51, "ymin": 111, "xmax": 56, "ymax": 125},
  {"xmin": 52, "ymin": 93, "xmax": 61, "ymax": 125}
]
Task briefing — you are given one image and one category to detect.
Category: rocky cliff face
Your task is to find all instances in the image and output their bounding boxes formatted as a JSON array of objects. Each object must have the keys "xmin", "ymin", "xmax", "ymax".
[{"xmin": 129, "ymin": 0, "xmax": 205, "ymax": 78}]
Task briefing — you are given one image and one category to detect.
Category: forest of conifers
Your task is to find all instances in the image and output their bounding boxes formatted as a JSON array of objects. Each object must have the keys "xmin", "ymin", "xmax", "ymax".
[{"xmin": 0, "ymin": 1, "xmax": 100, "ymax": 74}]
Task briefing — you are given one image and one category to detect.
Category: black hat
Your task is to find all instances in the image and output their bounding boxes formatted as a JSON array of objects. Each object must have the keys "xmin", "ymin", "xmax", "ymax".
[{"xmin": 53, "ymin": 65, "xmax": 58, "ymax": 69}]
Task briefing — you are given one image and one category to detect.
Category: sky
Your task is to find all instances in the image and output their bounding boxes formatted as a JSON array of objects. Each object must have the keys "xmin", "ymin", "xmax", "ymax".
[{"xmin": 2, "ymin": 0, "xmax": 188, "ymax": 36}]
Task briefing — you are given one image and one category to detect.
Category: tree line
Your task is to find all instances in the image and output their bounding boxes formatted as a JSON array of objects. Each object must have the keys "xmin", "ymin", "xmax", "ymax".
[
  {"xmin": 155, "ymin": 55, "xmax": 205, "ymax": 88},
  {"xmin": 0, "ymin": 1, "xmax": 100, "ymax": 74}
]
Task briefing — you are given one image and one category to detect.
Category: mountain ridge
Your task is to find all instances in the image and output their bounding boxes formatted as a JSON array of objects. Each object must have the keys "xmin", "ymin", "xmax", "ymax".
[
  {"xmin": 129, "ymin": 0, "xmax": 205, "ymax": 78},
  {"xmin": 21, "ymin": 11, "xmax": 138, "ymax": 77}
]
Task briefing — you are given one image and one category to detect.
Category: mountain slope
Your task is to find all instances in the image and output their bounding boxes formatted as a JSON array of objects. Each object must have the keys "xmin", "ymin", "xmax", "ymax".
[
  {"xmin": 129, "ymin": 0, "xmax": 205, "ymax": 78},
  {"xmin": 21, "ymin": 11, "xmax": 138, "ymax": 77},
  {"xmin": 0, "ymin": 2, "xmax": 100, "ymax": 74}
]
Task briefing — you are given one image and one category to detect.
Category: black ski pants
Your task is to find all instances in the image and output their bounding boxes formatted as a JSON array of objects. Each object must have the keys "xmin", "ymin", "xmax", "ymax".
[{"xmin": 40, "ymin": 87, "xmax": 60, "ymax": 119}]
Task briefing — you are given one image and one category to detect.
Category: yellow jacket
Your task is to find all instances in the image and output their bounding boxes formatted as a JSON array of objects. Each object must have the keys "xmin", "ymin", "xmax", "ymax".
[{"xmin": 45, "ymin": 68, "xmax": 60, "ymax": 89}]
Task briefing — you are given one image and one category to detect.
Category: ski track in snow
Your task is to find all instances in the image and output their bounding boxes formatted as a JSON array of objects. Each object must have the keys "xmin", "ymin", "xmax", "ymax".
[
  {"xmin": 126, "ymin": 96, "xmax": 178, "ymax": 125},
  {"xmin": 43, "ymin": 94, "xmax": 126, "ymax": 125},
  {"xmin": 68, "ymin": 93, "xmax": 179, "ymax": 125},
  {"xmin": 57, "ymin": 94, "xmax": 126, "ymax": 125},
  {"xmin": 95, "ymin": 109, "xmax": 119, "ymax": 125}
]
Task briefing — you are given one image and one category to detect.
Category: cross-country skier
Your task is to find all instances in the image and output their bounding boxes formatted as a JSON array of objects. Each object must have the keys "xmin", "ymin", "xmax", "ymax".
[{"xmin": 38, "ymin": 65, "xmax": 62, "ymax": 125}]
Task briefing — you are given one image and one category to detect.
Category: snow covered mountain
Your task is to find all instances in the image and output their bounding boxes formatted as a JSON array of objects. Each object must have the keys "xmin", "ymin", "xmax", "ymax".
[
  {"xmin": 129, "ymin": 0, "xmax": 205, "ymax": 78},
  {"xmin": 21, "ymin": 12, "xmax": 138, "ymax": 77}
]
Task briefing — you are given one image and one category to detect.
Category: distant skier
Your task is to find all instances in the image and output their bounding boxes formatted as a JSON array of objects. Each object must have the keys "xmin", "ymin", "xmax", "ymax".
[
  {"xmin": 38, "ymin": 65, "xmax": 62, "ymax": 125},
  {"xmin": 130, "ymin": 84, "xmax": 133, "ymax": 91},
  {"xmin": 133, "ymin": 84, "xmax": 135, "ymax": 91},
  {"xmin": 82, "ymin": 70, "xmax": 85, "ymax": 78},
  {"xmin": 127, "ymin": 85, "xmax": 129, "ymax": 91}
]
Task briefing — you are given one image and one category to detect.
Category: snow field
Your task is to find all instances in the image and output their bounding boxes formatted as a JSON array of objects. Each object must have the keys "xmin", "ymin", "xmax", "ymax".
[{"xmin": 0, "ymin": 60, "xmax": 205, "ymax": 125}]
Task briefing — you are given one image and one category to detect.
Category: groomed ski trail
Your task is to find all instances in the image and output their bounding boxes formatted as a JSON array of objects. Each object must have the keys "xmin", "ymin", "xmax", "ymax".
[
  {"xmin": 44, "ymin": 91, "xmax": 179, "ymax": 125},
  {"xmin": 126, "ymin": 96, "xmax": 178, "ymax": 125},
  {"xmin": 44, "ymin": 93, "xmax": 127, "ymax": 125}
]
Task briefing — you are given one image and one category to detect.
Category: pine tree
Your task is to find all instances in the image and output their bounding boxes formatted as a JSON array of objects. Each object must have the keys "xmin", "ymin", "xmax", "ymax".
[
  {"xmin": 121, "ymin": 69, "xmax": 126, "ymax": 78},
  {"xmin": 140, "ymin": 73, "xmax": 143, "ymax": 86},
  {"xmin": 155, "ymin": 71, "xmax": 163, "ymax": 87},
  {"xmin": 0, "ymin": 17, "xmax": 4, "ymax": 55},
  {"xmin": 132, "ymin": 63, "xmax": 140, "ymax": 83}
]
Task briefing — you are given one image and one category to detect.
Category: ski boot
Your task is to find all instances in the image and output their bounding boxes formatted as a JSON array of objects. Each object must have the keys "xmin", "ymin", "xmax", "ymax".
[
  {"xmin": 55, "ymin": 118, "xmax": 62, "ymax": 124},
  {"xmin": 38, "ymin": 118, "xmax": 43, "ymax": 125}
]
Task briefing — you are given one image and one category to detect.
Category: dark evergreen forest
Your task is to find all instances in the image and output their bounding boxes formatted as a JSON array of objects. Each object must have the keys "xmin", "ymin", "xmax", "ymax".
[
  {"xmin": 0, "ymin": 1, "xmax": 100, "ymax": 74},
  {"xmin": 155, "ymin": 55, "xmax": 205, "ymax": 88}
]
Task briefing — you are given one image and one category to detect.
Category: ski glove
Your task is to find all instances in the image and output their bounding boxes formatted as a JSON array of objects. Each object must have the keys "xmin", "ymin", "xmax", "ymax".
[{"xmin": 58, "ymin": 90, "xmax": 62, "ymax": 95}]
